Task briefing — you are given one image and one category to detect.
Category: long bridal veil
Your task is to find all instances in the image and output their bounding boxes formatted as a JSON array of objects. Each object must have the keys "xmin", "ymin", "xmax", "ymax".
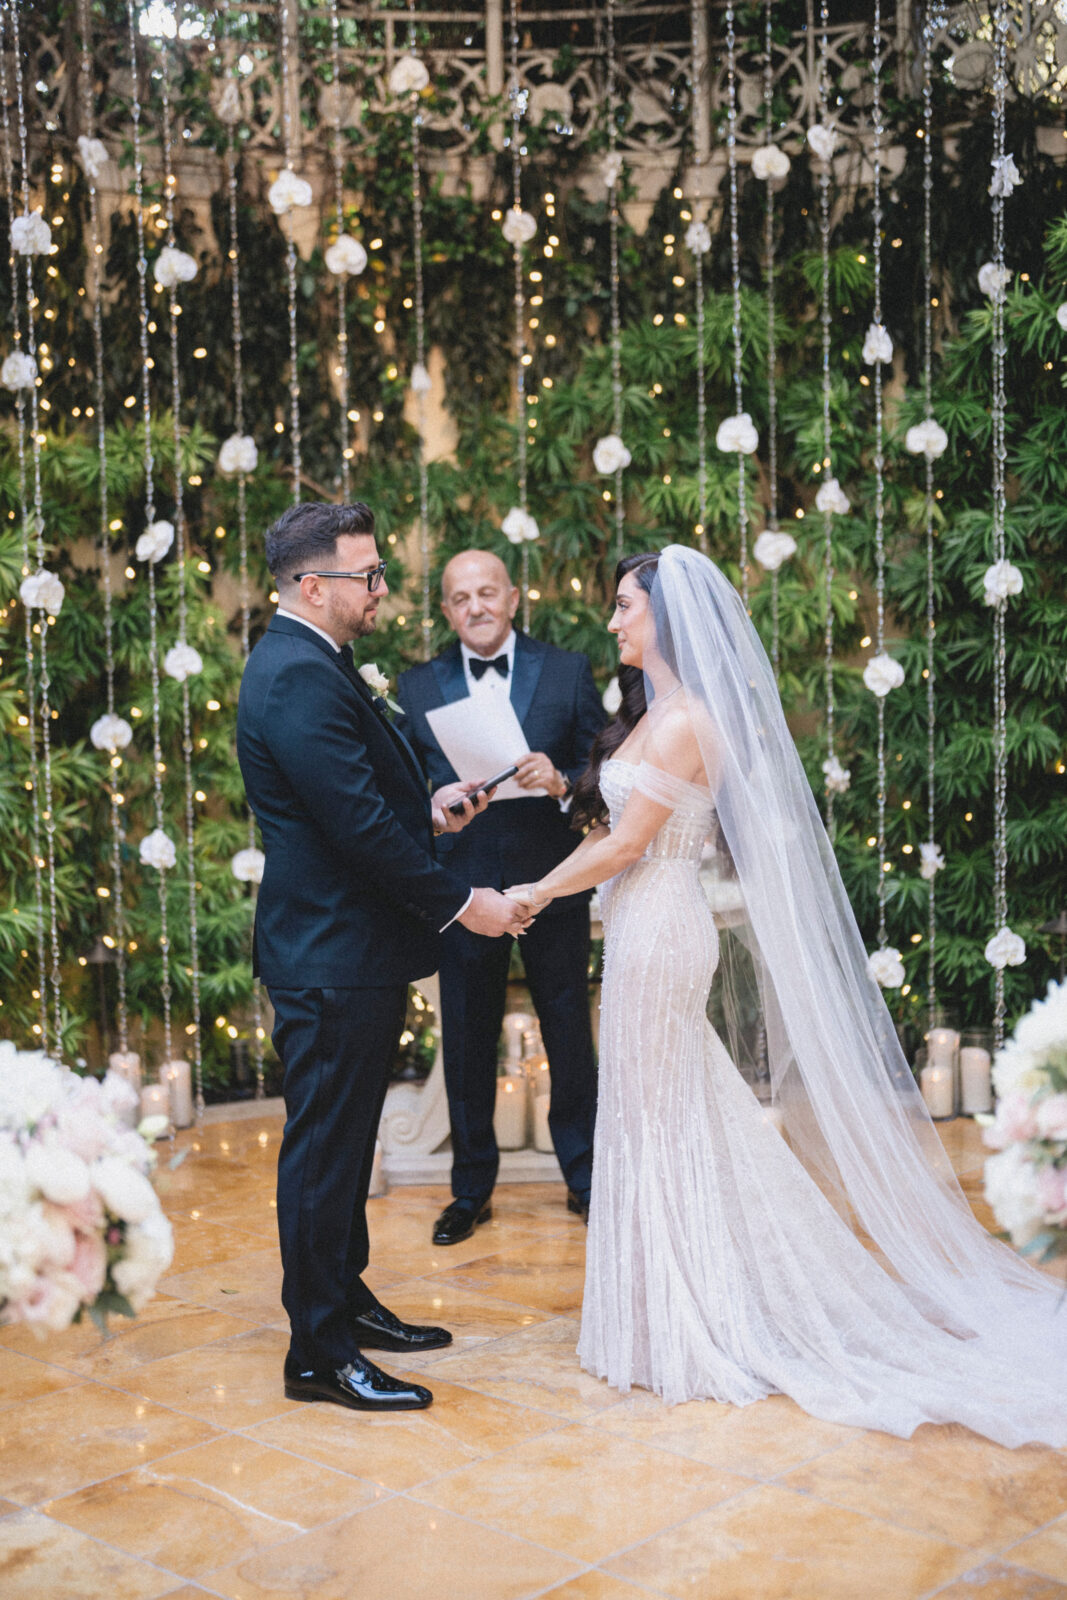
[{"xmin": 645, "ymin": 544, "xmax": 1067, "ymax": 1443}]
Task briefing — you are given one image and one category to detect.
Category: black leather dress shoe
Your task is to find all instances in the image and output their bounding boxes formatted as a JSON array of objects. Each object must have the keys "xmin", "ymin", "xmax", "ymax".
[
  {"xmin": 432, "ymin": 1197, "xmax": 492, "ymax": 1246},
  {"xmin": 284, "ymin": 1351, "xmax": 432, "ymax": 1411},
  {"xmin": 352, "ymin": 1303, "xmax": 453, "ymax": 1353},
  {"xmin": 567, "ymin": 1188, "xmax": 590, "ymax": 1224}
]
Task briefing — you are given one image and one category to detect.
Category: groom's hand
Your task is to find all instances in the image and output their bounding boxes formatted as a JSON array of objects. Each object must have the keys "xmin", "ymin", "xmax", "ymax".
[
  {"xmin": 458, "ymin": 887, "xmax": 534, "ymax": 938},
  {"xmin": 431, "ymin": 781, "xmax": 492, "ymax": 836}
]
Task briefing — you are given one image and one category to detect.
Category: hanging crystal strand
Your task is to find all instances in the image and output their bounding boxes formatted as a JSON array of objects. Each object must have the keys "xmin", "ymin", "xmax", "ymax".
[
  {"xmin": 817, "ymin": 0, "xmax": 837, "ymax": 835},
  {"xmin": 688, "ymin": 0, "xmax": 708, "ymax": 558},
  {"xmin": 606, "ymin": 0, "xmax": 624, "ymax": 562},
  {"xmin": 762, "ymin": 0, "xmax": 781, "ymax": 674},
  {"xmin": 921, "ymin": 8, "xmax": 942, "ymax": 1030},
  {"xmin": 327, "ymin": 0, "xmax": 351, "ymax": 498},
  {"xmin": 126, "ymin": 0, "xmax": 173, "ymax": 1067},
  {"xmin": 278, "ymin": 0, "xmax": 302, "ymax": 500},
  {"xmin": 0, "ymin": 7, "xmax": 46, "ymax": 1043},
  {"xmin": 159, "ymin": 46, "xmax": 203, "ymax": 1118},
  {"xmin": 990, "ymin": 3, "xmax": 1010, "ymax": 1049},
  {"xmin": 507, "ymin": 0, "xmax": 532, "ymax": 626},
  {"xmin": 724, "ymin": 2, "xmax": 749, "ymax": 607},
  {"xmin": 871, "ymin": 0, "xmax": 890, "ymax": 956},
  {"xmin": 406, "ymin": 0, "xmax": 433, "ymax": 661},
  {"xmin": 11, "ymin": 0, "xmax": 62, "ymax": 1052}
]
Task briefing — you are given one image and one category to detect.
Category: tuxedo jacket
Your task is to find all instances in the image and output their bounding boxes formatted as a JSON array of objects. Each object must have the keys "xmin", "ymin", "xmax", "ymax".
[
  {"xmin": 236, "ymin": 615, "xmax": 471, "ymax": 988},
  {"xmin": 396, "ymin": 632, "xmax": 605, "ymax": 914}
]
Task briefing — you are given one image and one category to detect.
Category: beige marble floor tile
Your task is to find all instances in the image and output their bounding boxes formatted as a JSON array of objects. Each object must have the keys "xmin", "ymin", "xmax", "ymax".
[
  {"xmin": 426, "ymin": 1317, "xmax": 623, "ymax": 1420},
  {"xmin": 539, "ymin": 1576, "xmax": 663, "ymax": 1600},
  {"xmin": 0, "ymin": 1507, "xmax": 180, "ymax": 1599},
  {"xmin": 371, "ymin": 1280, "xmax": 552, "ymax": 1341},
  {"xmin": 63, "ymin": 1305, "xmax": 258, "ymax": 1380},
  {"xmin": 1006, "ymin": 1517, "xmax": 1067, "ymax": 1583},
  {"xmin": 0, "ymin": 1382, "xmax": 218, "ymax": 1504},
  {"xmin": 606, "ymin": 1483, "xmax": 973, "ymax": 1599},
  {"xmin": 932, "ymin": 1560, "xmax": 1067, "ymax": 1598},
  {"xmin": 414, "ymin": 1422, "xmax": 751, "ymax": 1563},
  {"xmin": 249, "ymin": 1371, "xmax": 560, "ymax": 1491},
  {"xmin": 367, "ymin": 1208, "xmax": 560, "ymax": 1279},
  {"xmin": 166, "ymin": 1223, "xmax": 271, "ymax": 1275},
  {"xmin": 159, "ymin": 1249, "xmax": 283, "ymax": 1326},
  {"xmin": 0, "ymin": 1497, "xmax": 21, "ymax": 1515},
  {"xmin": 584, "ymin": 1391, "xmax": 853, "ymax": 1478},
  {"xmin": 427, "ymin": 1238, "xmax": 588, "ymax": 1314},
  {"xmin": 783, "ymin": 1423, "xmax": 1067, "ymax": 1551},
  {"xmin": 205, "ymin": 1493, "xmax": 579, "ymax": 1600},
  {"xmin": 0, "ymin": 1347, "xmax": 82, "ymax": 1409},
  {"xmin": 118, "ymin": 1327, "xmax": 292, "ymax": 1429}
]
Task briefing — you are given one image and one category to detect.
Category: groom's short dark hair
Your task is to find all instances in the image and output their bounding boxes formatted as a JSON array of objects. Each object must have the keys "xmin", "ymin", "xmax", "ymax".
[{"xmin": 265, "ymin": 501, "xmax": 375, "ymax": 585}]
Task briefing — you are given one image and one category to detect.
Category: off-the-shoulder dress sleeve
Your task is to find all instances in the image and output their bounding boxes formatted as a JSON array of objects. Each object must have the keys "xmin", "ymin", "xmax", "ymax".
[{"xmin": 632, "ymin": 759, "xmax": 712, "ymax": 813}]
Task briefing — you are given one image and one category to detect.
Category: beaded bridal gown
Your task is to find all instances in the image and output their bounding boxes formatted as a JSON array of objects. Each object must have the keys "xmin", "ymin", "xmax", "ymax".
[{"xmin": 577, "ymin": 754, "xmax": 1067, "ymax": 1446}]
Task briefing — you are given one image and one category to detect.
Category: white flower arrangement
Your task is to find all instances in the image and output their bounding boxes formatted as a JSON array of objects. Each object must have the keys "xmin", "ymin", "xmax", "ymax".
[
  {"xmin": 0, "ymin": 1040, "xmax": 173, "ymax": 1332},
  {"xmin": 919, "ymin": 841, "xmax": 944, "ymax": 881},
  {"xmin": 602, "ymin": 676, "xmax": 622, "ymax": 715},
  {"xmin": 983, "ymin": 978, "xmax": 1067, "ymax": 1259},
  {"xmin": 388, "ymin": 53, "xmax": 430, "ymax": 95},
  {"xmin": 410, "ymin": 362, "xmax": 433, "ymax": 394},
  {"xmin": 1, "ymin": 350, "xmax": 37, "ymax": 390},
  {"xmin": 984, "ymin": 924, "xmax": 1027, "ymax": 970},
  {"xmin": 501, "ymin": 507, "xmax": 540, "ymax": 544},
  {"xmin": 11, "ymin": 212, "xmax": 52, "ymax": 256},
  {"xmin": 153, "ymin": 246, "xmax": 198, "ymax": 290},
  {"xmin": 989, "ymin": 153, "xmax": 1022, "ymax": 198},
  {"xmin": 601, "ymin": 152, "xmax": 624, "ymax": 188},
  {"xmin": 163, "ymin": 643, "xmax": 203, "ymax": 683},
  {"xmin": 752, "ymin": 143, "xmax": 790, "ymax": 181},
  {"xmin": 715, "ymin": 413, "xmax": 759, "ymax": 455},
  {"xmin": 324, "ymin": 234, "xmax": 368, "ymax": 277},
  {"xmin": 1057, "ymin": 303, "xmax": 1067, "ymax": 332},
  {"xmin": 978, "ymin": 261, "xmax": 1011, "ymax": 300},
  {"xmin": 76, "ymin": 136, "xmax": 109, "ymax": 181},
  {"xmin": 822, "ymin": 754, "xmax": 851, "ymax": 794},
  {"xmin": 806, "ymin": 123, "xmax": 838, "ymax": 162},
  {"xmin": 983, "ymin": 558, "xmax": 1023, "ymax": 607},
  {"xmin": 217, "ymin": 434, "xmax": 258, "ymax": 475},
  {"xmin": 904, "ymin": 418, "xmax": 948, "ymax": 459},
  {"xmin": 867, "ymin": 946, "xmax": 905, "ymax": 988},
  {"xmin": 862, "ymin": 322, "xmax": 893, "ymax": 365},
  {"xmin": 502, "ymin": 208, "xmax": 537, "ymax": 247},
  {"xmin": 359, "ymin": 662, "xmax": 390, "ymax": 697},
  {"xmin": 135, "ymin": 520, "xmax": 174, "ymax": 564},
  {"xmin": 593, "ymin": 434, "xmax": 632, "ymax": 475},
  {"xmin": 753, "ymin": 530, "xmax": 797, "ymax": 572},
  {"xmin": 684, "ymin": 219, "xmax": 711, "ymax": 255},
  {"xmin": 862, "ymin": 652, "xmax": 905, "ymax": 697},
  {"xmin": 89, "ymin": 714, "xmax": 133, "ymax": 754},
  {"xmin": 268, "ymin": 171, "xmax": 313, "ymax": 216},
  {"xmin": 231, "ymin": 847, "xmax": 265, "ymax": 885},
  {"xmin": 814, "ymin": 476, "xmax": 850, "ymax": 515},
  {"xmin": 19, "ymin": 569, "xmax": 65, "ymax": 616},
  {"xmin": 139, "ymin": 829, "xmax": 177, "ymax": 871}
]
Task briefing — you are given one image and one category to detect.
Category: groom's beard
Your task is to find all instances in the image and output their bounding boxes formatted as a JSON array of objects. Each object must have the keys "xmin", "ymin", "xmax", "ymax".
[{"xmin": 351, "ymin": 606, "xmax": 379, "ymax": 638}]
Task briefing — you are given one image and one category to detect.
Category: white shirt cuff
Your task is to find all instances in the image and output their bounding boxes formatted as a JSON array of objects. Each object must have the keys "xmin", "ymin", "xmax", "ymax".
[{"xmin": 441, "ymin": 888, "xmax": 474, "ymax": 933}]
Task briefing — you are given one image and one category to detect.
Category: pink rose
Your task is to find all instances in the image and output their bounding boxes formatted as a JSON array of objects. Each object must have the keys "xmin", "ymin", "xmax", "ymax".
[
  {"xmin": 63, "ymin": 1191, "xmax": 105, "ymax": 1233},
  {"xmin": 22, "ymin": 1272, "xmax": 83, "ymax": 1332},
  {"xmin": 1035, "ymin": 1094, "xmax": 1067, "ymax": 1143},
  {"xmin": 1037, "ymin": 1165, "xmax": 1067, "ymax": 1223},
  {"xmin": 70, "ymin": 1231, "xmax": 107, "ymax": 1299},
  {"xmin": 984, "ymin": 1090, "xmax": 1039, "ymax": 1149}
]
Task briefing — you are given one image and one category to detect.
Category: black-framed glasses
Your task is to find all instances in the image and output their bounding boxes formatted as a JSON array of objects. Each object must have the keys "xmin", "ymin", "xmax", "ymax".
[{"xmin": 291, "ymin": 561, "xmax": 387, "ymax": 593}]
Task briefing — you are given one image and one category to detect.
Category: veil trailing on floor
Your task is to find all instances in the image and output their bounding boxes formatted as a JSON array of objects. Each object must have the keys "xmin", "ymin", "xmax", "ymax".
[{"xmin": 643, "ymin": 544, "xmax": 1067, "ymax": 1429}]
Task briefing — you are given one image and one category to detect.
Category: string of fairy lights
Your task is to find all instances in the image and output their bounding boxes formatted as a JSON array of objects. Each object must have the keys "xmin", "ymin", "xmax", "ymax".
[
  {"xmin": 870, "ymin": 0, "xmax": 891, "ymax": 964},
  {"xmin": 723, "ymin": 1, "xmax": 750, "ymax": 609},
  {"xmin": 815, "ymin": 1, "xmax": 839, "ymax": 837}
]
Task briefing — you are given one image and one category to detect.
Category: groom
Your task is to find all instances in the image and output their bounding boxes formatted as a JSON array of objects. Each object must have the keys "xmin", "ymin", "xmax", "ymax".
[{"xmin": 237, "ymin": 502, "xmax": 529, "ymax": 1413}]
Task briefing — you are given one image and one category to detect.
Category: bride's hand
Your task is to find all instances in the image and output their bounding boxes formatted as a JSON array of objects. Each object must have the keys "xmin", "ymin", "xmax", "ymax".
[{"xmin": 504, "ymin": 883, "xmax": 549, "ymax": 914}]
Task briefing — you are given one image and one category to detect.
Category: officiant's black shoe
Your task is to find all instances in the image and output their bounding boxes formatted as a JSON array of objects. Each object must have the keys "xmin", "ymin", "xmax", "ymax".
[
  {"xmin": 432, "ymin": 1197, "xmax": 492, "ymax": 1246},
  {"xmin": 352, "ymin": 1303, "xmax": 453, "ymax": 1353},
  {"xmin": 567, "ymin": 1189, "xmax": 590, "ymax": 1224},
  {"xmin": 284, "ymin": 1352, "xmax": 433, "ymax": 1411}
]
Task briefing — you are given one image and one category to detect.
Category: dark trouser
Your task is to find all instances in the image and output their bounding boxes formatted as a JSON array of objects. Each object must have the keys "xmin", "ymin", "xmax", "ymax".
[
  {"xmin": 439, "ymin": 899, "xmax": 597, "ymax": 1203},
  {"xmin": 269, "ymin": 983, "xmax": 407, "ymax": 1365}
]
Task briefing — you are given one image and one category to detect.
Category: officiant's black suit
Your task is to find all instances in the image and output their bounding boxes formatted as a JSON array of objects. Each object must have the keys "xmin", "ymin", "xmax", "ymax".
[
  {"xmin": 397, "ymin": 631, "xmax": 605, "ymax": 1203},
  {"xmin": 237, "ymin": 614, "xmax": 470, "ymax": 1364}
]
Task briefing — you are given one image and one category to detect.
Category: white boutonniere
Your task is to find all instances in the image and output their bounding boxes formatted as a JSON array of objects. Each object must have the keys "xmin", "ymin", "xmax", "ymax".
[{"xmin": 359, "ymin": 662, "xmax": 402, "ymax": 714}]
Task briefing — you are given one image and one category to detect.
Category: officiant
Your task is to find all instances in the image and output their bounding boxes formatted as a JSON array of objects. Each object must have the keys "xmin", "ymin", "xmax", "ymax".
[{"xmin": 397, "ymin": 550, "xmax": 605, "ymax": 1244}]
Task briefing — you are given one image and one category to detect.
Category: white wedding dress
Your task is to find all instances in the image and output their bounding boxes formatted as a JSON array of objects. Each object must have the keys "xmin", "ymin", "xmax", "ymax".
[{"xmin": 578, "ymin": 755, "xmax": 1067, "ymax": 1445}]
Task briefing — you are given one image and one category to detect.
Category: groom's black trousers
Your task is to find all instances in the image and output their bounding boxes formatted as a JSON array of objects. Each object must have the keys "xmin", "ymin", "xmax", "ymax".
[{"xmin": 269, "ymin": 983, "xmax": 407, "ymax": 1365}]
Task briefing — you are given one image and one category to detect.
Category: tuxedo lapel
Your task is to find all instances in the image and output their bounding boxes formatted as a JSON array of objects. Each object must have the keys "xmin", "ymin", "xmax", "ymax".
[
  {"xmin": 510, "ymin": 631, "xmax": 546, "ymax": 730},
  {"xmin": 432, "ymin": 641, "xmax": 468, "ymax": 707}
]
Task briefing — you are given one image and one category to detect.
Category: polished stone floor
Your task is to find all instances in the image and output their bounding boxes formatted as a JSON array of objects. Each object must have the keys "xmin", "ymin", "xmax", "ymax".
[{"xmin": 3, "ymin": 1114, "xmax": 1067, "ymax": 1600}]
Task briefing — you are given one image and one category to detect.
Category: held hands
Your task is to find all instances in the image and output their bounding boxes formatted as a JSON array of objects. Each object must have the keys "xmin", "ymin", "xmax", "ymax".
[
  {"xmin": 504, "ymin": 882, "xmax": 551, "ymax": 916},
  {"xmin": 514, "ymin": 752, "xmax": 567, "ymax": 799},
  {"xmin": 459, "ymin": 887, "xmax": 536, "ymax": 938},
  {"xmin": 431, "ymin": 781, "xmax": 494, "ymax": 836}
]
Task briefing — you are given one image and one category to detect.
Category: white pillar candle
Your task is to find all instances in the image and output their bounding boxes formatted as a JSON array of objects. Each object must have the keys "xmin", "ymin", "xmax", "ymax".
[
  {"xmin": 140, "ymin": 1081, "xmax": 172, "ymax": 1130},
  {"xmin": 494, "ymin": 1077, "xmax": 527, "ymax": 1149},
  {"xmin": 960, "ymin": 1046, "xmax": 993, "ymax": 1115},
  {"xmin": 921, "ymin": 1063, "xmax": 955, "ymax": 1120},
  {"xmin": 108, "ymin": 1050, "xmax": 142, "ymax": 1093},
  {"xmin": 926, "ymin": 1027, "xmax": 959, "ymax": 1070},
  {"xmin": 163, "ymin": 1058, "xmax": 194, "ymax": 1129},
  {"xmin": 502, "ymin": 1012, "xmax": 535, "ymax": 1063},
  {"xmin": 532, "ymin": 1094, "xmax": 554, "ymax": 1153}
]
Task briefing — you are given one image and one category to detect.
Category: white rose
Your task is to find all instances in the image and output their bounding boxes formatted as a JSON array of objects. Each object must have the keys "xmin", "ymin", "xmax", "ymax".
[
  {"xmin": 0, "ymin": 1138, "xmax": 31, "ymax": 1217},
  {"xmin": 91, "ymin": 1155, "xmax": 159, "ymax": 1224},
  {"xmin": 1015, "ymin": 981, "xmax": 1067, "ymax": 1057},
  {"xmin": 324, "ymin": 234, "xmax": 368, "ymax": 277},
  {"xmin": 983, "ymin": 559, "xmax": 1023, "ymax": 606},
  {"xmin": 985, "ymin": 925, "xmax": 1026, "ymax": 970},
  {"xmin": 501, "ymin": 506, "xmax": 540, "ymax": 544},
  {"xmin": 135, "ymin": 520, "xmax": 174, "ymax": 563},
  {"xmin": 11, "ymin": 212, "xmax": 51, "ymax": 255},
  {"xmin": 139, "ymin": 828, "xmax": 177, "ymax": 871},
  {"xmin": 919, "ymin": 841, "xmax": 944, "ymax": 880},
  {"xmin": 753, "ymin": 530, "xmax": 796, "ymax": 572},
  {"xmin": 601, "ymin": 152, "xmax": 624, "ymax": 188},
  {"xmin": 989, "ymin": 153, "xmax": 1022, "ymax": 197},
  {"xmin": 359, "ymin": 662, "xmax": 390, "ymax": 697},
  {"xmin": 978, "ymin": 261, "xmax": 1011, "ymax": 300},
  {"xmin": 502, "ymin": 208, "xmax": 537, "ymax": 247},
  {"xmin": 23, "ymin": 1142, "xmax": 91, "ymax": 1206},
  {"xmin": 410, "ymin": 362, "xmax": 432, "ymax": 394},
  {"xmin": 715, "ymin": 413, "xmax": 759, "ymax": 455},
  {"xmin": 76, "ymin": 136, "xmax": 109, "ymax": 180},
  {"xmin": 1056, "ymin": 303, "xmax": 1067, "ymax": 332},
  {"xmin": 814, "ymin": 476, "xmax": 850, "ymax": 515},
  {"xmin": 19, "ymin": 569, "xmax": 65, "ymax": 615},
  {"xmin": 602, "ymin": 676, "xmax": 622, "ymax": 715},
  {"xmin": 984, "ymin": 1143, "xmax": 1043, "ymax": 1247},
  {"xmin": 822, "ymin": 755, "xmax": 851, "ymax": 794},
  {"xmin": 685, "ymin": 219, "xmax": 711, "ymax": 255},
  {"xmin": 863, "ymin": 652, "xmax": 905, "ymax": 697},
  {"xmin": 806, "ymin": 123, "xmax": 838, "ymax": 162},
  {"xmin": 867, "ymin": 946, "xmax": 905, "ymax": 988},
  {"xmin": 388, "ymin": 53, "xmax": 430, "ymax": 95},
  {"xmin": 217, "ymin": 434, "xmax": 258, "ymax": 475},
  {"xmin": 752, "ymin": 143, "xmax": 790, "ymax": 181},
  {"xmin": 904, "ymin": 418, "xmax": 948, "ymax": 459},
  {"xmin": 593, "ymin": 434, "xmax": 632, "ymax": 475},
  {"xmin": 862, "ymin": 322, "xmax": 893, "ymax": 365},
  {"xmin": 1, "ymin": 350, "xmax": 37, "ymax": 390},
  {"xmin": 231, "ymin": 847, "xmax": 265, "ymax": 885},
  {"xmin": 90, "ymin": 713, "xmax": 133, "ymax": 753},
  {"xmin": 153, "ymin": 245, "xmax": 198, "ymax": 290},
  {"xmin": 268, "ymin": 171, "xmax": 313, "ymax": 215},
  {"xmin": 163, "ymin": 642, "xmax": 203, "ymax": 682},
  {"xmin": 1035, "ymin": 1094, "xmax": 1067, "ymax": 1142}
]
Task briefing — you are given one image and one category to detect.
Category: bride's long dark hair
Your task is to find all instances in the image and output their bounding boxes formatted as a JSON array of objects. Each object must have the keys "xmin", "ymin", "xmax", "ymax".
[{"xmin": 570, "ymin": 552, "xmax": 660, "ymax": 831}]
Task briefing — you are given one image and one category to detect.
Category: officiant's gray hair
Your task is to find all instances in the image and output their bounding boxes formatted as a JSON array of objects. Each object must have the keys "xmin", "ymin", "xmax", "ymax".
[{"xmin": 266, "ymin": 501, "xmax": 375, "ymax": 586}]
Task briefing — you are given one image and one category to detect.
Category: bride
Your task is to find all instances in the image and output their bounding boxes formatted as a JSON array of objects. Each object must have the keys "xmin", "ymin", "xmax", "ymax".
[{"xmin": 506, "ymin": 544, "xmax": 1067, "ymax": 1448}]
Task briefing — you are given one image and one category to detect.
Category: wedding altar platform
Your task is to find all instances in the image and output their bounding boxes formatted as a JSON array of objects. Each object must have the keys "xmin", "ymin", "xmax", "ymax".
[{"xmin": 3, "ymin": 1107, "xmax": 1067, "ymax": 1600}]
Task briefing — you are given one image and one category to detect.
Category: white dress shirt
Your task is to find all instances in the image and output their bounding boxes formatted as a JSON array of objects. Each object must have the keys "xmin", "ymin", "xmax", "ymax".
[{"xmin": 460, "ymin": 628, "xmax": 517, "ymax": 700}]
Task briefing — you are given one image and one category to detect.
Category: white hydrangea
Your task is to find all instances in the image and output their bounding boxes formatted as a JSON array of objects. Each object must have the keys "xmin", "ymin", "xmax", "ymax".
[
  {"xmin": 163, "ymin": 643, "xmax": 203, "ymax": 682},
  {"xmin": 324, "ymin": 234, "xmax": 368, "ymax": 277},
  {"xmin": 822, "ymin": 754, "xmax": 851, "ymax": 794},
  {"xmin": 602, "ymin": 676, "xmax": 622, "ymax": 715},
  {"xmin": 388, "ymin": 53, "xmax": 430, "ymax": 95},
  {"xmin": 593, "ymin": 434, "xmax": 631, "ymax": 475},
  {"xmin": 753, "ymin": 530, "xmax": 796, "ymax": 572},
  {"xmin": 231, "ymin": 847, "xmax": 265, "ymax": 885},
  {"xmin": 19, "ymin": 569, "xmax": 65, "ymax": 615},
  {"xmin": 1, "ymin": 350, "xmax": 37, "ymax": 390},
  {"xmin": 862, "ymin": 322, "xmax": 893, "ymax": 365},
  {"xmin": 90, "ymin": 713, "xmax": 133, "ymax": 753},
  {"xmin": 139, "ymin": 828, "xmax": 177, "ymax": 871},
  {"xmin": 904, "ymin": 418, "xmax": 948, "ymax": 459},
  {"xmin": 684, "ymin": 219, "xmax": 711, "ymax": 255},
  {"xmin": 978, "ymin": 261, "xmax": 1011, "ymax": 300},
  {"xmin": 268, "ymin": 171, "xmax": 313, "ymax": 215},
  {"xmin": 919, "ymin": 841, "xmax": 944, "ymax": 880},
  {"xmin": 715, "ymin": 413, "xmax": 759, "ymax": 455},
  {"xmin": 806, "ymin": 123, "xmax": 838, "ymax": 162},
  {"xmin": 76, "ymin": 136, "xmax": 109, "ymax": 180},
  {"xmin": 501, "ymin": 507, "xmax": 540, "ymax": 544},
  {"xmin": 752, "ymin": 143, "xmax": 790, "ymax": 181},
  {"xmin": 217, "ymin": 434, "xmax": 258, "ymax": 475},
  {"xmin": 862, "ymin": 652, "xmax": 905, "ymax": 697},
  {"xmin": 1056, "ymin": 303, "xmax": 1067, "ymax": 332},
  {"xmin": 814, "ymin": 476, "xmax": 850, "ymax": 515},
  {"xmin": 983, "ymin": 559, "xmax": 1023, "ymax": 606},
  {"xmin": 410, "ymin": 363, "xmax": 432, "ymax": 394},
  {"xmin": 984, "ymin": 925, "xmax": 1026, "ymax": 970},
  {"xmin": 11, "ymin": 212, "xmax": 51, "ymax": 256},
  {"xmin": 984, "ymin": 1142, "xmax": 1044, "ymax": 1248},
  {"xmin": 989, "ymin": 153, "xmax": 1022, "ymax": 198},
  {"xmin": 867, "ymin": 946, "xmax": 905, "ymax": 988},
  {"xmin": 153, "ymin": 246, "xmax": 198, "ymax": 290},
  {"xmin": 502, "ymin": 208, "xmax": 537, "ymax": 247},
  {"xmin": 135, "ymin": 520, "xmax": 174, "ymax": 564},
  {"xmin": 24, "ymin": 1142, "xmax": 91, "ymax": 1206}
]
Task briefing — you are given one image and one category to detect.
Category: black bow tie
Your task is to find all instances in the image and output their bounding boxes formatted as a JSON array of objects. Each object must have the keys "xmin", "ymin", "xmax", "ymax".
[{"xmin": 470, "ymin": 654, "xmax": 509, "ymax": 681}]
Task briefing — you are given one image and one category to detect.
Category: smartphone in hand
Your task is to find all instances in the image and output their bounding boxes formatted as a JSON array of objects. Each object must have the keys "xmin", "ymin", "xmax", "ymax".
[{"xmin": 447, "ymin": 764, "xmax": 520, "ymax": 816}]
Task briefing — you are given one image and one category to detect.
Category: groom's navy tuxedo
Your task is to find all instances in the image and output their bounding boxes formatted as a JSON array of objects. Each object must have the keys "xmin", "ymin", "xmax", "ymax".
[
  {"xmin": 237, "ymin": 614, "xmax": 470, "ymax": 1363},
  {"xmin": 398, "ymin": 631, "xmax": 604, "ymax": 1202}
]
